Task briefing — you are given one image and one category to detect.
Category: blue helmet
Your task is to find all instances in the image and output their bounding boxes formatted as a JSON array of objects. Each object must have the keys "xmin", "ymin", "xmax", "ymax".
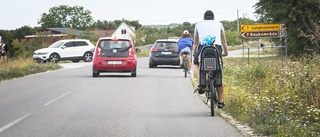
[{"xmin": 202, "ymin": 35, "xmax": 216, "ymax": 46}]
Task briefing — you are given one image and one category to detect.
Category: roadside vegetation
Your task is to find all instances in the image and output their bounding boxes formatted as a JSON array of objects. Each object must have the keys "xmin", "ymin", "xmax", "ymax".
[
  {"xmin": 222, "ymin": 55, "xmax": 319, "ymax": 137},
  {"xmin": 136, "ymin": 48, "xmax": 150, "ymax": 58},
  {"xmin": 0, "ymin": 58, "xmax": 61, "ymax": 82}
]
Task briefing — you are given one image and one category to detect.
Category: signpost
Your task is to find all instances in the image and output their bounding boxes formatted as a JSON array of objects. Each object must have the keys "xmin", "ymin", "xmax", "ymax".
[
  {"xmin": 241, "ymin": 24, "xmax": 280, "ymax": 32},
  {"xmin": 241, "ymin": 31, "xmax": 280, "ymax": 39},
  {"xmin": 241, "ymin": 24, "xmax": 286, "ymax": 39},
  {"xmin": 240, "ymin": 23, "xmax": 288, "ymax": 66}
]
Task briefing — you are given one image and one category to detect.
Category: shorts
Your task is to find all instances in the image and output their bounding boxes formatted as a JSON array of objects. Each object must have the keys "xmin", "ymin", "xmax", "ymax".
[
  {"xmin": 193, "ymin": 45, "xmax": 222, "ymax": 65},
  {"xmin": 179, "ymin": 47, "xmax": 191, "ymax": 55}
]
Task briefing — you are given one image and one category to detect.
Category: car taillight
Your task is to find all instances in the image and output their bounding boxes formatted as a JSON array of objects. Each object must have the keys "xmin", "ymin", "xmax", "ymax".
[
  {"xmin": 128, "ymin": 48, "xmax": 133, "ymax": 57},
  {"xmin": 151, "ymin": 47, "xmax": 158, "ymax": 52},
  {"xmin": 96, "ymin": 47, "xmax": 101, "ymax": 56},
  {"xmin": 174, "ymin": 48, "xmax": 178, "ymax": 52}
]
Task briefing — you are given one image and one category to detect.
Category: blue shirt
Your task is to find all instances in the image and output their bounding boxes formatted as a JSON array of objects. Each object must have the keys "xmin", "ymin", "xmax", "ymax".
[{"xmin": 177, "ymin": 37, "xmax": 193, "ymax": 51}]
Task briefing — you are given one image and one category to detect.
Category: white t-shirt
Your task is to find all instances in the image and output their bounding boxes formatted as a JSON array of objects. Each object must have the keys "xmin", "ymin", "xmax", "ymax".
[
  {"xmin": 1, "ymin": 43, "xmax": 6, "ymax": 53},
  {"xmin": 194, "ymin": 20, "xmax": 224, "ymax": 45}
]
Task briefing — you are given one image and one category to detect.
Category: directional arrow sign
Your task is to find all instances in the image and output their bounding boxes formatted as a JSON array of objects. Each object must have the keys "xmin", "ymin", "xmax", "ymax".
[
  {"xmin": 241, "ymin": 24, "xmax": 280, "ymax": 32},
  {"xmin": 241, "ymin": 31, "xmax": 280, "ymax": 39}
]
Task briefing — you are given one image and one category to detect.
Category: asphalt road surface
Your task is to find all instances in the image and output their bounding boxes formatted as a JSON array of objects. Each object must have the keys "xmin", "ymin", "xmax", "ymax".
[{"xmin": 0, "ymin": 58, "xmax": 243, "ymax": 137}]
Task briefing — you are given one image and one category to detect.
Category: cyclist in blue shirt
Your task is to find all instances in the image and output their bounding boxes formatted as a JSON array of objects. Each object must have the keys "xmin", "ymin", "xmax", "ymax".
[
  {"xmin": 193, "ymin": 10, "xmax": 228, "ymax": 108},
  {"xmin": 177, "ymin": 30, "xmax": 193, "ymax": 74}
]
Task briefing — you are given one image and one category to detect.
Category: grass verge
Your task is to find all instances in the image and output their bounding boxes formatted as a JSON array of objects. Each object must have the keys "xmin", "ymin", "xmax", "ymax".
[
  {"xmin": 222, "ymin": 55, "xmax": 319, "ymax": 136},
  {"xmin": 0, "ymin": 58, "xmax": 62, "ymax": 82}
]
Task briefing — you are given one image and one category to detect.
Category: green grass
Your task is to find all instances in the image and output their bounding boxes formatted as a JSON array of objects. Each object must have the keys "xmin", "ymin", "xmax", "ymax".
[
  {"xmin": 137, "ymin": 48, "xmax": 150, "ymax": 58},
  {"xmin": 0, "ymin": 58, "xmax": 61, "ymax": 82},
  {"xmin": 222, "ymin": 55, "xmax": 320, "ymax": 137}
]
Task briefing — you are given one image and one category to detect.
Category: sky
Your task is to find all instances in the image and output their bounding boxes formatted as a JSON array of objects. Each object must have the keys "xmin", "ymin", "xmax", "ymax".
[{"xmin": 0, "ymin": 0, "xmax": 259, "ymax": 30}]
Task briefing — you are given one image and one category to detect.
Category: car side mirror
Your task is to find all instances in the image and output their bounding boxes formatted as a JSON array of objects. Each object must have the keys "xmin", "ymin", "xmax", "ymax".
[
  {"xmin": 135, "ymin": 48, "xmax": 140, "ymax": 53},
  {"xmin": 61, "ymin": 46, "xmax": 66, "ymax": 49}
]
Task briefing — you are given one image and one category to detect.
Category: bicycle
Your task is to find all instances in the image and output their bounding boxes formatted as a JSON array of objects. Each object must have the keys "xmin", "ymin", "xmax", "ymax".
[
  {"xmin": 194, "ymin": 46, "xmax": 223, "ymax": 116},
  {"xmin": 181, "ymin": 51, "xmax": 190, "ymax": 78}
]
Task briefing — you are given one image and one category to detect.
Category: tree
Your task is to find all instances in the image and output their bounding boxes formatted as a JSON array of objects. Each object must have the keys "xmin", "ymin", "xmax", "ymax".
[
  {"xmin": 38, "ymin": 5, "xmax": 93, "ymax": 30},
  {"xmin": 254, "ymin": 0, "xmax": 320, "ymax": 55},
  {"xmin": 225, "ymin": 30, "xmax": 242, "ymax": 46},
  {"xmin": 132, "ymin": 27, "xmax": 147, "ymax": 46},
  {"xmin": 14, "ymin": 26, "xmax": 35, "ymax": 39}
]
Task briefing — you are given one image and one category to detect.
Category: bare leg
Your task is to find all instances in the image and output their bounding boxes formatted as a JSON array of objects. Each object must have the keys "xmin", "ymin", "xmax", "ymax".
[
  {"xmin": 187, "ymin": 55, "xmax": 192, "ymax": 71},
  {"xmin": 217, "ymin": 82, "xmax": 224, "ymax": 103}
]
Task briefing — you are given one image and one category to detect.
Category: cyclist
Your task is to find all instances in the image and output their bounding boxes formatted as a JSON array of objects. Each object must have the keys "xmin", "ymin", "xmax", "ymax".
[
  {"xmin": 0, "ymin": 41, "xmax": 8, "ymax": 61},
  {"xmin": 177, "ymin": 30, "xmax": 193, "ymax": 74},
  {"xmin": 192, "ymin": 10, "xmax": 228, "ymax": 109}
]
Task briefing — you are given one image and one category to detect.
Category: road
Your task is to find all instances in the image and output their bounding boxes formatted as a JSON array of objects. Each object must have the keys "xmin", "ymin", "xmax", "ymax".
[
  {"xmin": 228, "ymin": 47, "xmax": 259, "ymax": 57},
  {"xmin": 0, "ymin": 58, "xmax": 243, "ymax": 137}
]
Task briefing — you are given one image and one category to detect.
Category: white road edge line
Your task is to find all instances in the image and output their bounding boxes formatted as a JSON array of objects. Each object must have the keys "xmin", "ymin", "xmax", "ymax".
[
  {"xmin": 0, "ymin": 113, "xmax": 33, "ymax": 133},
  {"xmin": 43, "ymin": 91, "xmax": 72, "ymax": 106}
]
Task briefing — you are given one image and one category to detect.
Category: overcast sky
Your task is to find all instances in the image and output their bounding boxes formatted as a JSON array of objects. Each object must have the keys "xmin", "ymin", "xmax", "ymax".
[{"xmin": 0, "ymin": 0, "xmax": 259, "ymax": 30}]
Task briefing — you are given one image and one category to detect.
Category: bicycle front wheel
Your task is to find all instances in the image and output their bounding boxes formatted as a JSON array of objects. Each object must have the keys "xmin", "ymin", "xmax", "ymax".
[{"xmin": 209, "ymin": 79, "xmax": 215, "ymax": 116}]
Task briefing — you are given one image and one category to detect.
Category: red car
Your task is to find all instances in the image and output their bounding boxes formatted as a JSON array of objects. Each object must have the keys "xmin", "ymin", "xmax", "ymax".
[{"xmin": 92, "ymin": 37, "xmax": 140, "ymax": 77}]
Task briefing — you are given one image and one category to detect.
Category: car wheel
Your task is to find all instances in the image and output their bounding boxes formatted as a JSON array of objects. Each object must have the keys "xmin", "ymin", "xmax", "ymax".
[
  {"xmin": 49, "ymin": 53, "xmax": 60, "ymax": 63},
  {"xmin": 72, "ymin": 60, "xmax": 80, "ymax": 63},
  {"xmin": 83, "ymin": 52, "xmax": 93, "ymax": 62},
  {"xmin": 92, "ymin": 68, "xmax": 99, "ymax": 77},
  {"xmin": 149, "ymin": 63, "xmax": 153, "ymax": 68},
  {"xmin": 131, "ymin": 67, "xmax": 137, "ymax": 77},
  {"xmin": 149, "ymin": 61, "xmax": 155, "ymax": 68}
]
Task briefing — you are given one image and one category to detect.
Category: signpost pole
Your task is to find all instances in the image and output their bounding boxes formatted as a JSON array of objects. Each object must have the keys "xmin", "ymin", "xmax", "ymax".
[
  {"xmin": 258, "ymin": 39, "xmax": 260, "ymax": 63},
  {"xmin": 242, "ymin": 39, "xmax": 244, "ymax": 65}
]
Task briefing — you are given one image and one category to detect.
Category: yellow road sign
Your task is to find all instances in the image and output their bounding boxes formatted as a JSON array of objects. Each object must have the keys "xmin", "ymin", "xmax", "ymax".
[{"xmin": 241, "ymin": 24, "xmax": 281, "ymax": 32}]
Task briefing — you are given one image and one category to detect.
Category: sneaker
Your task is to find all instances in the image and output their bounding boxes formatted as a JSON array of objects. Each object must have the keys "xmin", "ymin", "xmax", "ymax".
[
  {"xmin": 188, "ymin": 71, "xmax": 191, "ymax": 74},
  {"xmin": 198, "ymin": 88, "xmax": 205, "ymax": 94}
]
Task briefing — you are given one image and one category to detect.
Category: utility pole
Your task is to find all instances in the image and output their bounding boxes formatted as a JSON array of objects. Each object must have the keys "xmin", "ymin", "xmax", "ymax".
[{"xmin": 237, "ymin": 10, "xmax": 240, "ymax": 34}]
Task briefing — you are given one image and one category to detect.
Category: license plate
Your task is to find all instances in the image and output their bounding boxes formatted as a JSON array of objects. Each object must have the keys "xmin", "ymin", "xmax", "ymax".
[
  {"xmin": 161, "ymin": 52, "xmax": 172, "ymax": 55},
  {"xmin": 107, "ymin": 61, "xmax": 122, "ymax": 65}
]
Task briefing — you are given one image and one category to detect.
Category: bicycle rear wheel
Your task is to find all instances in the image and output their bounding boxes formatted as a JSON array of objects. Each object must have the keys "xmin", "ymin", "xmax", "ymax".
[
  {"xmin": 209, "ymin": 79, "xmax": 215, "ymax": 116},
  {"xmin": 183, "ymin": 56, "xmax": 187, "ymax": 78}
]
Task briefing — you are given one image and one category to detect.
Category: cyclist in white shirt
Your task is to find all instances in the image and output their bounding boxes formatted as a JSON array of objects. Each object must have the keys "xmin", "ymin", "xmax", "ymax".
[{"xmin": 193, "ymin": 10, "xmax": 228, "ymax": 108}]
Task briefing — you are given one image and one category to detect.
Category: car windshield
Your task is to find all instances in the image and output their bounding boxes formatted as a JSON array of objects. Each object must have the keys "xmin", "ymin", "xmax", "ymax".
[
  {"xmin": 99, "ymin": 40, "xmax": 130, "ymax": 49},
  {"xmin": 48, "ymin": 41, "xmax": 65, "ymax": 48},
  {"xmin": 154, "ymin": 42, "xmax": 177, "ymax": 49}
]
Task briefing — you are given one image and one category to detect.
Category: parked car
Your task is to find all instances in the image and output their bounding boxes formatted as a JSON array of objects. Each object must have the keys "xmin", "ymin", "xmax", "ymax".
[
  {"xmin": 92, "ymin": 37, "xmax": 140, "ymax": 77},
  {"xmin": 33, "ymin": 39, "xmax": 95, "ymax": 63},
  {"xmin": 148, "ymin": 38, "xmax": 180, "ymax": 68}
]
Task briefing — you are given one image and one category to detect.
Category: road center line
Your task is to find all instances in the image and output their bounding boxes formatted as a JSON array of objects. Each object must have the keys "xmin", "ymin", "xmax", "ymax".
[
  {"xmin": 82, "ymin": 80, "xmax": 95, "ymax": 86},
  {"xmin": 0, "ymin": 113, "xmax": 33, "ymax": 133},
  {"xmin": 43, "ymin": 91, "xmax": 72, "ymax": 106}
]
